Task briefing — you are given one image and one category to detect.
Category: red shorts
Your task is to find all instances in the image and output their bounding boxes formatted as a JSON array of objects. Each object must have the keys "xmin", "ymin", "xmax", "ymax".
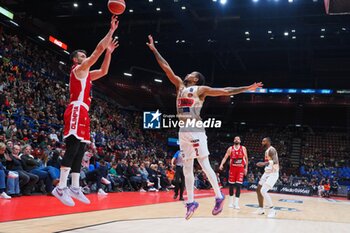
[
  {"xmin": 229, "ymin": 166, "xmax": 245, "ymax": 184},
  {"xmin": 63, "ymin": 103, "xmax": 91, "ymax": 143}
]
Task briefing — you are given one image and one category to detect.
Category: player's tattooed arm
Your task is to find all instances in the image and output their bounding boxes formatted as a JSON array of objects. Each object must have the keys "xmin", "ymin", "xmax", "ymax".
[
  {"xmin": 268, "ymin": 148, "xmax": 279, "ymax": 165},
  {"xmin": 146, "ymin": 35, "xmax": 183, "ymax": 88},
  {"xmin": 198, "ymin": 82, "xmax": 263, "ymax": 98}
]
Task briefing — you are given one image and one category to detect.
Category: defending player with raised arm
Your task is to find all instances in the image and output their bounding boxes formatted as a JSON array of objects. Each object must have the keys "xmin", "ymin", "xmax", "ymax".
[
  {"xmin": 146, "ymin": 35, "xmax": 263, "ymax": 98},
  {"xmin": 219, "ymin": 136, "xmax": 248, "ymax": 209},
  {"xmin": 147, "ymin": 35, "xmax": 262, "ymax": 220},
  {"xmin": 52, "ymin": 15, "xmax": 120, "ymax": 207}
]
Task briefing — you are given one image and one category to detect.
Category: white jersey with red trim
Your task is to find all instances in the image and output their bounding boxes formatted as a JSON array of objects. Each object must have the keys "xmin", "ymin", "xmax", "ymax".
[{"xmin": 177, "ymin": 85, "xmax": 203, "ymax": 121}]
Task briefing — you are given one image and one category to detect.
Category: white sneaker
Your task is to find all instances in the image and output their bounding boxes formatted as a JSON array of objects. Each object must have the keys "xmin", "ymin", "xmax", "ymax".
[
  {"xmin": 69, "ymin": 187, "xmax": 91, "ymax": 204},
  {"xmin": 140, "ymin": 188, "xmax": 147, "ymax": 192},
  {"xmin": 0, "ymin": 192, "xmax": 11, "ymax": 199},
  {"xmin": 256, "ymin": 207, "xmax": 265, "ymax": 215},
  {"xmin": 52, "ymin": 187, "xmax": 75, "ymax": 206},
  {"xmin": 98, "ymin": 188, "xmax": 108, "ymax": 196},
  {"xmin": 267, "ymin": 208, "xmax": 276, "ymax": 218},
  {"xmin": 228, "ymin": 203, "xmax": 234, "ymax": 208},
  {"xmin": 148, "ymin": 187, "xmax": 156, "ymax": 192},
  {"xmin": 234, "ymin": 205, "xmax": 240, "ymax": 210}
]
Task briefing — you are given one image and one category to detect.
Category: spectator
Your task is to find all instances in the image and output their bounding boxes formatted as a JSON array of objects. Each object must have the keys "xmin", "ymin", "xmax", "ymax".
[{"xmin": 5, "ymin": 144, "xmax": 39, "ymax": 195}]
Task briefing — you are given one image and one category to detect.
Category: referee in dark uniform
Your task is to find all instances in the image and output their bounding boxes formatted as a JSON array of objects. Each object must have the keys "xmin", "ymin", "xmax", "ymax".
[{"xmin": 171, "ymin": 150, "xmax": 185, "ymax": 201}]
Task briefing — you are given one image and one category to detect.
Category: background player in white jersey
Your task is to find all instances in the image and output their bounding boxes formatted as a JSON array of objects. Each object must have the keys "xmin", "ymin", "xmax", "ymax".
[
  {"xmin": 147, "ymin": 35, "xmax": 263, "ymax": 220},
  {"xmin": 256, "ymin": 137, "xmax": 279, "ymax": 218},
  {"xmin": 52, "ymin": 16, "xmax": 119, "ymax": 206}
]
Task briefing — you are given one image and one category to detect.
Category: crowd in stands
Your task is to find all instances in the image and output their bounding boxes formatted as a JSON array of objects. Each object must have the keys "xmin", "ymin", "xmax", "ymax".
[{"xmin": 0, "ymin": 27, "xmax": 349, "ymax": 200}]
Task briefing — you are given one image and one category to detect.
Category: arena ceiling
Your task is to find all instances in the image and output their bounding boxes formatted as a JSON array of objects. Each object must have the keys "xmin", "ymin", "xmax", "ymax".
[{"xmin": 2, "ymin": 0, "xmax": 350, "ymax": 89}]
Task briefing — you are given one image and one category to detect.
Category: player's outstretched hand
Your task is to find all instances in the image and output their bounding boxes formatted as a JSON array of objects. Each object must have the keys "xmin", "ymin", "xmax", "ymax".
[
  {"xmin": 110, "ymin": 15, "xmax": 119, "ymax": 32},
  {"xmin": 248, "ymin": 82, "xmax": 264, "ymax": 92},
  {"xmin": 107, "ymin": 38, "xmax": 119, "ymax": 53},
  {"xmin": 146, "ymin": 35, "xmax": 156, "ymax": 51},
  {"xmin": 256, "ymin": 162, "xmax": 266, "ymax": 167},
  {"xmin": 219, "ymin": 165, "xmax": 224, "ymax": 171}
]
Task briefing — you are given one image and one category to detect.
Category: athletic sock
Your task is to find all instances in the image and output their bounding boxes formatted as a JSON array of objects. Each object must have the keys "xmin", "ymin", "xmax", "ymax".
[{"xmin": 58, "ymin": 167, "xmax": 71, "ymax": 189}]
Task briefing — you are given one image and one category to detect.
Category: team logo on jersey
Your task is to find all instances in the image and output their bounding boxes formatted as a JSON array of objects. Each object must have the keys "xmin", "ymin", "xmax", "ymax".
[
  {"xmin": 143, "ymin": 110, "xmax": 162, "ymax": 129},
  {"xmin": 177, "ymin": 98, "xmax": 194, "ymax": 107}
]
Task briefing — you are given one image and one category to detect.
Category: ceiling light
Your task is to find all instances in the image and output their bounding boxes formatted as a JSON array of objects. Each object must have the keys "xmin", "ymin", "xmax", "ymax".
[
  {"xmin": 220, "ymin": 0, "xmax": 227, "ymax": 5},
  {"xmin": 246, "ymin": 38, "xmax": 250, "ymax": 41},
  {"xmin": 124, "ymin": 72, "xmax": 133, "ymax": 77},
  {"xmin": 245, "ymin": 31, "xmax": 250, "ymax": 35},
  {"xmin": 284, "ymin": 32, "xmax": 289, "ymax": 36},
  {"xmin": 73, "ymin": 3, "xmax": 78, "ymax": 7},
  {"xmin": 98, "ymin": 11, "xmax": 102, "ymax": 14},
  {"xmin": 321, "ymin": 28, "xmax": 325, "ymax": 32},
  {"xmin": 37, "ymin": 36, "xmax": 45, "ymax": 41},
  {"xmin": 154, "ymin": 79, "xmax": 163, "ymax": 83},
  {"xmin": 88, "ymin": 2, "xmax": 93, "ymax": 6},
  {"xmin": 129, "ymin": 9, "xmax": 134, "ymax": 13},
  {"xmin": 156, "ymin": 7, "xmax": 161, "ymax": 11},
  {"xmin": 64, "ymin": 50, "xmax": 70, "ymax": 55},
  {"xmin": 268, "ymin": 30, "xmax": 272, "ymax": 34},
  {"xmin": 181, "ymin": 6, "xmax": 186, "ymax": 10}
]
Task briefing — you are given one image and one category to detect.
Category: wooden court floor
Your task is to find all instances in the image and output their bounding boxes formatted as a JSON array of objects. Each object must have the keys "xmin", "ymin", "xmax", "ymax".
[{"xmin": 1, "ymin": 191, "xmax": 349, "ymax": 233}]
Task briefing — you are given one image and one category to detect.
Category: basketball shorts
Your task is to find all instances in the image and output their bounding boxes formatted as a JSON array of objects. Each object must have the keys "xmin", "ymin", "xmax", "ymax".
[
  {"xmin": 258, "ymin": 172, "xmax": 279, "ymax": 188},
  {"xmin": 63, "ymin": 103, "xmax": 91, "ymax": 143},
  {"xmin": 229, "ymin": 166, "xmax": 245, "ymax": 184},
  {"xmin": 179, "ymin": 131, "xmax": 209, "ymax": 160}
]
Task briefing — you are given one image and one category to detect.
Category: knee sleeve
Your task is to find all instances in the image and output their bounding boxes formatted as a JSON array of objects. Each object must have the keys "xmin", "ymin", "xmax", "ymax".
[
  {"xmin": 261, "ymin": 184, "xmax": 273, "ymax": 207},
  {"xmin": 71, "ymin": 142, "xmax": 86, "ymax": 173},
  {"xmin": 235, "ymin": 184, "xmax": 241, "ymax": 198},
  {"xmin": 229, "ymin": 184, "xmax": 234, "ymax": 196},
  {"xmin": 61, "ymin": 136, "xmax": 82, "ymax": 168}
]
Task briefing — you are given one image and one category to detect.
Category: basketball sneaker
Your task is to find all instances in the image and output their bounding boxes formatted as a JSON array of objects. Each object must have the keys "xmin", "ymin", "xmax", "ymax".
[
  {"xmin": 185, "ymin": 201, "xmax": 199, "ymax": 220},
  {"xmin": 212, "ymin": 192, "xmax": 225, "ymax": 215},
  {"xmin": 52, "ymin": 187, "xmax": 75, "ymax": 206},
  {"xmin": 69, "ymin": 187, "xmax": 91, "ymax": 204},
  {"xmin": 98, "ymin": 188, "xmax": 108, "ymax": 196},
  {"xmin": 256, "ymin": 207, "xmax": 265, "ymax": 215},
  {"xmin": 267, "ymin": 207, "xmax": 276, "ymax": 218}
]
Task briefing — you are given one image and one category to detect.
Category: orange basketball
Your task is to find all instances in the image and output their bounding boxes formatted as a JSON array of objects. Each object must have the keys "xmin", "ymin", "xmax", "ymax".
[{"xmin": 108, "ymin": 0, "xmax": 126, "ymax": 15}]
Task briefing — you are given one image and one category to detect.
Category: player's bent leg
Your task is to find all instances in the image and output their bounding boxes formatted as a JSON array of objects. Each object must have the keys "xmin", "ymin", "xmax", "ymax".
[
  {"xmin": 261, "ymin": 183, "xmax": 276, "ymax": 218},
  {"xmin": 197, "ymin": 156, "xmax": 225, "ymax": 215},
  {"xmin": 52, "ymin": 136, "xmax": 82, "ymax": 206},
  {"xmin": 68, "ymin": 142, "xmax": 90, "ymax": 204},
  {"xmin": 256, "ymin": 184, "xmax": 265, "ymax": 215}
]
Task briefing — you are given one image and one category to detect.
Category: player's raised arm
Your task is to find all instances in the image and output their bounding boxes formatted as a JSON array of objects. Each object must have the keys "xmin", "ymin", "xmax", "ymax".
[
  {"xmin": 77, "ymin": 15, "xmax": 119, "ymax": 72},
  {"xmin": 219, "ymin": 147, "xmax": 232, "ymax": 170},
  {"xmin": 198, "ymin": 82, "xmax": 263, "ymax": 98},
  {"xmin": 146, "ymin": 35, "xmax": 183, "ymax": 88},
  {"xmin": 90, "ymin": 38, "xmax": 119, "ymax": 81}
]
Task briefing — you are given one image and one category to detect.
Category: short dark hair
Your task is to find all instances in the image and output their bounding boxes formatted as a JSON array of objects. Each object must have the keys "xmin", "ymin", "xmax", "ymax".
[
  {"xmin": 264, "ymin": 137, "xmax": 272, "ymax": 143},
  {"xmin": 194, "ymin": 72, "xmax": 205, "ymax": 86},
  {"xmin": 70, "ymin": 49, "xmax": 87, "ymax": 62}
]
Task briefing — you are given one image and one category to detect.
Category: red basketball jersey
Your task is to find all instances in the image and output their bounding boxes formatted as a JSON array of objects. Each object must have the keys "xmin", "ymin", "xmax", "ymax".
[
  {"xmin": 69, "ymin": 65, "xmax": 92, "ymax": 109},
  {"xmin": 230, "ymin": 145, "xmax": 246, "ymax": 168}
]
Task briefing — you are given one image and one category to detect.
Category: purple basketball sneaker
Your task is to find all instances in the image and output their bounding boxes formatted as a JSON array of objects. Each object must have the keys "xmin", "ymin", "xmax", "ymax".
[
  {"xmin": 212, "ymin": 192, "xmax": 225, "ymax": 215},
  {"xmin": 185, "ymin": 201, "xmax": 199, "ymax": 220}
]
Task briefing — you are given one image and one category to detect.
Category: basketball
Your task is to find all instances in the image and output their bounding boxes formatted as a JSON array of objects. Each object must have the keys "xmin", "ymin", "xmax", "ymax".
[{"xmin": 108, "ymin": 0, "xmax": 126, "ymax": 15}]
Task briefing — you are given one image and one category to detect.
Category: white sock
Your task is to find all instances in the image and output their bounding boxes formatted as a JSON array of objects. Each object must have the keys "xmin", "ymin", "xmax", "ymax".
[
  {"xmin": 235, "ymin": 197, "xmax": 239, "ymax": 206},
  {"xmin": 229, "ymin": 196, "xmax": 234, "ymax": 204},
  {"xmin": 71, "ymin": 172, "xmax": 80, "ymax": 188},
  {"xmin": 183, "ymin": 159, "xmax": 195, "ymax": 203},
  {"xmin": 58, "ymin": 167, "xmax": 71, "ymax": 189},
  {"xmin": 197, "ymin": 157, "xmax": 222, "ymax": 199}
]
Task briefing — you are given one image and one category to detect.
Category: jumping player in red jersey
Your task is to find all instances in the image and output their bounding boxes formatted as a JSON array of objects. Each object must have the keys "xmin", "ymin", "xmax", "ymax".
[
  {"xmin": 52, "ymin": 16, "xmax": 120, "ymax": 206},
  {"xmin": 147, "ymin": 35, "xmax": 262, "ymax": 220},
  {"xmin": 219, "ymin": 136, "xmax": 248, "ymax": 209}
]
